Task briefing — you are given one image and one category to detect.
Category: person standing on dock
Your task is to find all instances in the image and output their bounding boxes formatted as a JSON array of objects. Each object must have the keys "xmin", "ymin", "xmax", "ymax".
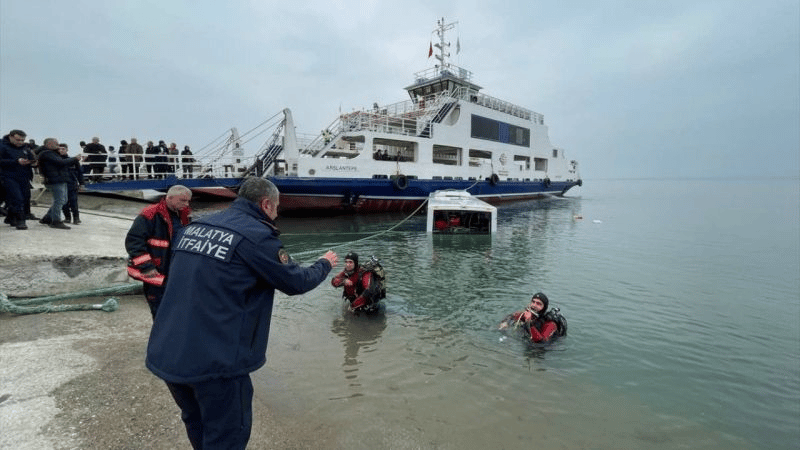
[
  {"xmin": 125, "ymin": 184, "xmax": 192, "ymax": 319},
  {"xmin": 0, "ymin": 129, "xmax": 35, "ymax": 230},
  {"xmin": 146, "ymin": 177, "xmax": 337, "ymax": 450},
  {"xmin": 59, "ymin": 143, "xmax": 84, "ymax": 224},
  {"xmin": 37, "ymin": 138, "xmax": 83, "ymax": 230}
]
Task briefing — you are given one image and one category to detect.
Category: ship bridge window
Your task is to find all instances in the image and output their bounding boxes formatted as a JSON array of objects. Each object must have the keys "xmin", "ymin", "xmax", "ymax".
[
  {"xmin": 534, "ymin": 157, "xmax": 548, "ymax": 172},
  {"xmin": 468, "ymin": 149, "xmax": 491, "ymax": 167},
  {"xmin": 373, "ymin": 137, "xmax": 417, "ymax": 162},
  {"xmin": 471, "ymin": 115, "xmax": 530, "ymax": 147},
  {"xmin": 433, "ymin": 145, "xmax": 462, "ymax": 166}
]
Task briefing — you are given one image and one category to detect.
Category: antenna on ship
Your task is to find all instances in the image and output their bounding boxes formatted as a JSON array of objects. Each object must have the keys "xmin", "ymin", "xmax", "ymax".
[{"xmin": 433, "ymin": 17, "xmax": 457, "ymax": 71}]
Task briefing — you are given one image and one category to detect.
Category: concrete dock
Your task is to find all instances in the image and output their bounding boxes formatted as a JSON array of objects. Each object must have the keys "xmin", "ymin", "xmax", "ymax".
[{"xmin": 0, "ymin": 205, "xmax": 136, "ymax": 298}]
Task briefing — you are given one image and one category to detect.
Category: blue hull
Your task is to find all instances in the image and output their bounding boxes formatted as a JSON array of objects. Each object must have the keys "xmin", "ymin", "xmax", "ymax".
[
  {"xmin": 81, "ymin": 175, "xmax": 581, "ymax": 213},
  {"xmin": 270, "ymin": 177, "xmax": 581, "ymax": 214}
]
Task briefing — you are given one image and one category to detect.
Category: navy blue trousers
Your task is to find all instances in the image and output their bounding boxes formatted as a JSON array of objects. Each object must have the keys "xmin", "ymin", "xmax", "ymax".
[
  {"xmin": 166, "ymin": 375, "xmax": 253, "ymax": 450},
  {"xmin": 2, "ymin": 177, "xmax": 30, "ymax": 215}
]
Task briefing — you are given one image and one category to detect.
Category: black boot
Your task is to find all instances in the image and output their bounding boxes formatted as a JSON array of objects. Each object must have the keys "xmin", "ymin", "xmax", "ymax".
[
  {"xmin": 15, "ymin": 216, "xmax": 28, "ymax": 230},
  {"xmin": 63, "ymin": 210, "xmax": 71, "ymax": 223},
  {"xmin": 72, "ymin": 212, "xmax": 81, "ymax": 225},
  {"xmin": 39, "ymin": 215, "xmax": 52, "ymax": 225},
  {"xmin": 6, "ymin": 212, "xmax": 18, "ymax": 227},
  {"xmin": 49, "ymin": 221, "xmax": 71, "ymax": 230}
]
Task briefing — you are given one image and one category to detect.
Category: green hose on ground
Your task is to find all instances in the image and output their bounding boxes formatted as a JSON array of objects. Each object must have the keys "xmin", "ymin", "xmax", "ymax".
[{"xmin": 0, "ymin": 283, "xmax": 140, "ymax": 315}]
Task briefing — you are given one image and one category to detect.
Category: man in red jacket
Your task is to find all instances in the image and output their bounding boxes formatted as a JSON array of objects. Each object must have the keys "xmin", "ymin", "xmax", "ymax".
[{"xmin": 125, "ymin": 185, "xmax": 192, "ymax": 318}]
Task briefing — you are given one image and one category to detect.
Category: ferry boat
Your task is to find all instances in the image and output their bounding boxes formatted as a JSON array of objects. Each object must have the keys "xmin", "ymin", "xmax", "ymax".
[{"xmin": 84, "ymin": 18, "xmax": 581, "ymax": 213}]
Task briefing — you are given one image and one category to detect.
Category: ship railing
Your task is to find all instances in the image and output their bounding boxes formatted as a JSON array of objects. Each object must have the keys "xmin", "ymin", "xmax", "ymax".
[
  {"xmin": 449, "ymin": 86, "xmax": 540, "ymax": 123},
  {"xmin": 77, "ymin": 152, "xmax": 260, "ymax": 182},
  {"xmin": 412, "ymin": 63, "xmax": 475, "ymax": 85},
  {"xmin": 322, "ymin": 92, "xmax": 456, "ymax": 140}
]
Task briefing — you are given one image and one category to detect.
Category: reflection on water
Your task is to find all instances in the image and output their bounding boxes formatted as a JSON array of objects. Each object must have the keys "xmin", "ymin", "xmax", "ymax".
[{"xmin": 330, "ymin": 306, "xmax": 387, "ymax": 399}]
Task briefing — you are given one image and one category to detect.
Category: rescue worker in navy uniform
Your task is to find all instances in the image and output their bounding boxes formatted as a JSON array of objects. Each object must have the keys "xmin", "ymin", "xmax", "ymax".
[
  {"xmin": 331, "ymin": 251, "xmax": 377, "ymax": 311},
  {"xmin": 125, "ymin": 185, "xmax": 192, "ymax": 318},
  {"xmin": 146, "ymin": 177, "xmax": 338, "ymax": 450}
]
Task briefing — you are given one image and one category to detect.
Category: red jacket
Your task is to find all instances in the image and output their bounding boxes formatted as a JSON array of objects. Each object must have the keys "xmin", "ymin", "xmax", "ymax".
[
  {"xmin": 125, "ymin": 198, "xmax": 191, "ymax": 286},
  {"xmin": 331, "ymin": 268, "xmax": 374, "ymax": 308},
  {"xmin": 506, "ymin": 311, "xmax": 558, "ymax": 343}
]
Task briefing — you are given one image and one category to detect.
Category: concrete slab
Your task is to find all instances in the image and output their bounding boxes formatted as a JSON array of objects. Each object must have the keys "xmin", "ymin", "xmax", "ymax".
[{"xmin": 0, "ymin": 205, "xmax": 139, "ymax": 297}]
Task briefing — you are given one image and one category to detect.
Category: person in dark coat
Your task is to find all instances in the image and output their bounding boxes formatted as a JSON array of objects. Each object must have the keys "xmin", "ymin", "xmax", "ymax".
[
  {"xmin": 0, "ymin": 129, "xmax": 35, "ymax": 229},
  {"xmin": 82, "ymin": 137, "xmax": 107, "ymax": 180},
  {"xmin": 146, "ymin": 177, "xmax": 338, "ymax": 449},
  {"xmin": 37, "ymin": 138, "xmax": 83, "ymax": 229},
  {"xmin": 59, "ymin": 143, "xmax": 84, "ymax": 224},
  {"xmin": 180, "ymin": 145, "xmax": 194, "ymax": 178}
]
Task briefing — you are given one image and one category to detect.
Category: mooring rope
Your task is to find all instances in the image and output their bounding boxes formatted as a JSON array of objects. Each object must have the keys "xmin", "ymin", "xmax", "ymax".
[{"xmin": 288, "ymin": 198, "xmax": 429, "ymax": 260}]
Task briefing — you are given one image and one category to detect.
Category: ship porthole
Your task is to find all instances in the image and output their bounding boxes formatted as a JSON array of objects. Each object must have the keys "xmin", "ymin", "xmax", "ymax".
[
  {"xmin": 309, "ymin": 169, "xmax": 315, "ymax": 175},
  {"xmin": 393, "ymin": 175, "xmax": 408, "ymax": 190}
]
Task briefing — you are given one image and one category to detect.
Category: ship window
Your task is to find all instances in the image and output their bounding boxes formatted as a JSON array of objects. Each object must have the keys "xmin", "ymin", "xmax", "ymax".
[
  {"xmin": 514, "ymin": 155, "xmax": 530, "ymax": 170},
  {"xmin": 534, "ymin": 158, "xmax": 547, "ymax": 172},
  {"xmin": 471, "ymin": 115, "xmax": 530, "ymax": 147},
  {"xmin": 433, "ymin": 145, "xmax": 461, "ymax": 166},
  {"xmin": 373, "ymin": 138, "xmax": 417, "ymax": 162},
  {"xmin": 553, "ymin": 149, "xmax": 558, "ymax": 158},
  {"xmin": 468, "ymin": 149, "xmax": 492, "ymax": 167}
]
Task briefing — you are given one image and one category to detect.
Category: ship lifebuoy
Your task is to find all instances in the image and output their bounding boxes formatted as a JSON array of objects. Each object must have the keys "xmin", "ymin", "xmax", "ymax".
[
  {"xmin": 543, "ymin": 178, "xmax": 551, "ymax": 188},
  {"xmin": 489, "ymin": 173, "xmax": 499, "ymax": 186},
  {"xmin": 393, "ymin": 175, "xmax": 408, "ymax": 190}
]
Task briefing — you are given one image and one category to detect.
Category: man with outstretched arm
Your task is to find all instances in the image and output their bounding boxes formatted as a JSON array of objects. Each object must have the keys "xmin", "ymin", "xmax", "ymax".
[{"xmin": 146, "ymin": 177, "xmax": 337, "ymax": 449}]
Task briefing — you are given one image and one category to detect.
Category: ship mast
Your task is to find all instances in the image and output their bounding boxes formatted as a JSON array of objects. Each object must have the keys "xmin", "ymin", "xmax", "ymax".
[{"xmin": 432, "ymin": 17, "xmax": 457, "ymax": 71}]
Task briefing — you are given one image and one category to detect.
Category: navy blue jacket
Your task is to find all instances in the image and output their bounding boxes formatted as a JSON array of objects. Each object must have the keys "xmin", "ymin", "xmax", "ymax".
[
  {"xmin": 146, "ymin": 197, "xmax": 332, "ymax": 383},
  {"xmin": 0, "ymin": 136, "xmax": 35, "ymax": 182}
]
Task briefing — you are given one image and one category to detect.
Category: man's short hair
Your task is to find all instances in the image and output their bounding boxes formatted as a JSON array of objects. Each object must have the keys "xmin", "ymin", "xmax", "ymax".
[
  {"xmin": 166, "ymin": 185, "xmax": 191, "ymax": 198},
  {"xmin": 8, "ymin": 129, "xmax": 26, "ymax": 138},
  {"xmin": 238, "ymin": 177, "xmax": 279, "ymax": 204}
]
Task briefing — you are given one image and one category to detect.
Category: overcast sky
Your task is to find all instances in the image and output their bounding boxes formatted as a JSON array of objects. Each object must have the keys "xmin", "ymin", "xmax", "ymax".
[{"xmin": 1, "ymin": 0, "xmax": 798, "ymax": 179}]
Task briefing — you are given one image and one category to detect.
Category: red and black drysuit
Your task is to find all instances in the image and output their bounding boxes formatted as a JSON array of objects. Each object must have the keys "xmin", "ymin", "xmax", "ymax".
[
  {"xmin": 504, "ymin": 310, "xmax": 558, "ymax": 343},
  {"xmin": 125, "ymin": 198, "xmax": 190, "ymax": 318},
  {"xmin": 331, "ymin": 267, "xmax": 375, "ymax": 311}
]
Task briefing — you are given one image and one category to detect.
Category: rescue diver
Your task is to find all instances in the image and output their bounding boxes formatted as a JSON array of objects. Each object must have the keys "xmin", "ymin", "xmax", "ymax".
[
  {"xmin": 498, "ymin": 292, "xmax": 559, "ymax": 343},
  {"xmin": 331, "ymin": 251, "xmax": 379, "ymax": 312}
]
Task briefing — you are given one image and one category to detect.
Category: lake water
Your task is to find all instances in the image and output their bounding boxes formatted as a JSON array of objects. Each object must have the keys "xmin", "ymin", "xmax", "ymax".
[{"xmin": 234, "ymin": 178, "xmax": 799, "ymax": 449}]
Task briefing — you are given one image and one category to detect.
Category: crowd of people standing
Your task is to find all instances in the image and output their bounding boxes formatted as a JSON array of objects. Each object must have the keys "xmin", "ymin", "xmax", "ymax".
[
  {"xmin": 0, "ymin": 129, "xmax": 196, "ymax": 231},
  {"xmin": 79, "ymin": 136, "xmax": 196, "ymax": 181}
]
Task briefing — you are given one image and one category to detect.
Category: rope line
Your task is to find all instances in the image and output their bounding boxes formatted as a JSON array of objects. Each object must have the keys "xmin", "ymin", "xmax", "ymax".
[{"xmin": 289, "ymin": 199, "xmax": 429, "ymax": 261}]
